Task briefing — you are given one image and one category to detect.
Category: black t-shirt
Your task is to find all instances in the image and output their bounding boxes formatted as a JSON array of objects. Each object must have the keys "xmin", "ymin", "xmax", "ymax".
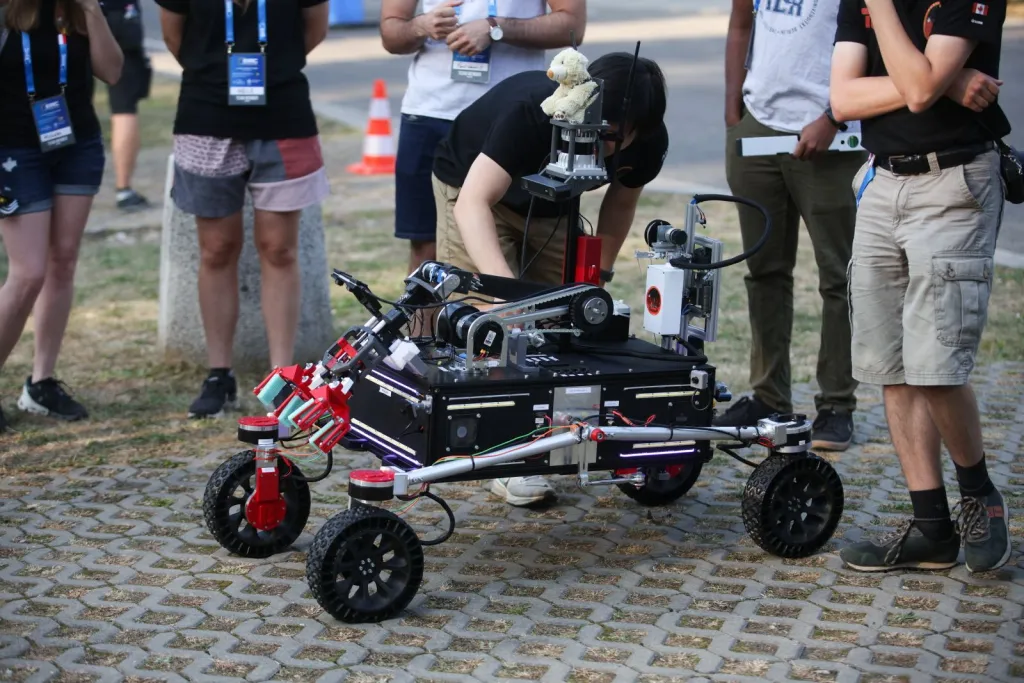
[
  {"xmin": 153, "ymin": 0, "xmax": 326, "ymax": 141},
  {"xmin": 835, "ymin": 0, "xmax": 1011, "ymax": 157},
  {"xmin": 0, "ymin": 0, "xmax": 100, "ymax": 148},
  {"xmin": 433, "ymin": 70, "xmax": 670, "ymax": 218}
]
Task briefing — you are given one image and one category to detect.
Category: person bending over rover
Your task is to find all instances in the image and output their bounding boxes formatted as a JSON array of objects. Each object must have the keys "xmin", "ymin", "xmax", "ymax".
[{"xmin": 430, "ymin": 52, "xmax": 669, "ymax": 507}]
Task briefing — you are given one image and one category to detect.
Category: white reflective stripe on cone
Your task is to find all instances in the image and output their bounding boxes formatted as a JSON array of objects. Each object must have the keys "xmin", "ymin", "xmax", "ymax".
[
  {"xmin": 369, "ymin": 99, "xmax": 391, "ymax": 120},
  {"xmin": 364, "ymin": 135, "xmax": 395, "ymax": 156}
]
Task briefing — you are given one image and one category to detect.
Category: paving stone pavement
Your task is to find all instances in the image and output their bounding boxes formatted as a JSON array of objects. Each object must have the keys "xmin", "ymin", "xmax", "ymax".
[{"xmin": 1, "ymin": 362, "xmax": 1022, "ymax": 683}]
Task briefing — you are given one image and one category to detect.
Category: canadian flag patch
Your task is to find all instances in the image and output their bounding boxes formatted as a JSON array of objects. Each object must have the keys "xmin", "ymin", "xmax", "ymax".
[{"xmin": 972, "ymin": 2, "xmax": 988, "ymax": 15}]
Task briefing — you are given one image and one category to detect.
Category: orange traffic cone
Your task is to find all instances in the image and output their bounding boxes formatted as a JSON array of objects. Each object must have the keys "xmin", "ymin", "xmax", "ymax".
[{"xmin": 347, "ymin": 79, "xmax": 396, "ymax": 175}]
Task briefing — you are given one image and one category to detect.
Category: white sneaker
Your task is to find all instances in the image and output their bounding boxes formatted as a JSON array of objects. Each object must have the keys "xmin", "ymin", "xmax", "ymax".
[{"xmin": 490, "ymin": 476, "xmax": 556, "ymax": 507}]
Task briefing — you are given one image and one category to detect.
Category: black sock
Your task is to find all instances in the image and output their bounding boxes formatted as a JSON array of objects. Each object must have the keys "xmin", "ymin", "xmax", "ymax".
[
  {"xmin": 909, "ymin": 488, "xmax": 955, "ymax": 540},
  {"xmin": 209, "ymin": 367, "xmax": 233, "ymax": 379},
  {"xmin": 955, "ymin": 457, "xmax": 995, "ymax": 498}
]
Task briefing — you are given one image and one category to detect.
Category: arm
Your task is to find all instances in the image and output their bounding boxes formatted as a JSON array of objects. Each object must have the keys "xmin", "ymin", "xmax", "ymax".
[
  {"xmin": 452, "ymin": 155, "xmax": 517, "ymax": 279},
  {"xmin": 380, "ymin": 0, "xmax": 460, "ymax": 55},
  {"xmin": 447, "ymin": 0, "xmax": 585, "ymax": 56},
  {"xmin": 596, "ymin": 181, "xmax": 643, "ymax": 272},
  {"xmin": 863, "ymin": 0, "xmax": 976, "ymax": 112},
  {"xmin": 724, "ymin": 0, "xmax": 753, "ymax": 126},
  {"xmin": 159, "ymin": 8, "xmax": 185, "ymax": 63},
  {"xmin": 78, "ymin": 0, "xmax": 123, "ymax": 84},
  {"xmin": 303, "ymin": 2, "xmax": 329, "ymax": 55}
]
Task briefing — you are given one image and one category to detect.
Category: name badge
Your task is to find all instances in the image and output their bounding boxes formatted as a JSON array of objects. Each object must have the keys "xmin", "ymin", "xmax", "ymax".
[
  {"xmin": 32, "ymin": 95, "xmax": 75, "ymax": 151},
  {"xmin": 228, "ymin": 53, "xmax": 266, "ymax": 106},
  {"xmin": 451, "ymin": 48, "xmax": 491, "ymax": 84}
]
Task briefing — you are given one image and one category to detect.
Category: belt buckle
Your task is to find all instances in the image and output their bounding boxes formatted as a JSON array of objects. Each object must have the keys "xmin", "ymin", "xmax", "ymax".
[{"xmin": 888, "ymin": 154, "xmax": 918, "ymax": 176}]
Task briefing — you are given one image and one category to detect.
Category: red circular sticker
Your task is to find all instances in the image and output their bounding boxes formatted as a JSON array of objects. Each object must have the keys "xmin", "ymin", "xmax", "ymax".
[
  {"xmin": 350, "ymin": 469, "xmax": 395, "ymax": 484},
  {"xmin": 238, "ymin": 416, "xmax": 279, "ymax": 429},
  {"xmin": 646, "ymin": 286, "xmax": 662, "ymax": 315}
]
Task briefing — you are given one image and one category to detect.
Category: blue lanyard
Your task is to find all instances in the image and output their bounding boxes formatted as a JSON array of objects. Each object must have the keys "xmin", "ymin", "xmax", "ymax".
[
  {"xmin": 22, "ymin": 31, "xmax": 68, "ymax": 101},
  {"xmin": 454, "ymin": 0, "xmax": 498, "ymax": 21},
  {"xmin": 225, "ymin": 0, "xmax": 267, "ymax": 52},
  {"xmin": 856, "ymin": 156, "xmax": 876, "ymax": 207}
]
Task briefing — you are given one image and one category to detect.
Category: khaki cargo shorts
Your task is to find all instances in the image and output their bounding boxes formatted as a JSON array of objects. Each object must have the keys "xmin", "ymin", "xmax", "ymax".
[
  {"xmin": 432, "ymin": 174, "xmax": 567, "ymax": 285},
  {"xmin": 848, "ymin": 150, "xmax": 1003, "ymax": 386}
]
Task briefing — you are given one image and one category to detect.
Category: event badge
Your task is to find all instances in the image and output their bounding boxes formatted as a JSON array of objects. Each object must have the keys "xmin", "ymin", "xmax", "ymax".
[
  {"xmin": 23, "ymin": 32, "xmax": 75, "ymax": 152},
  {"xmin": 225, "ymin": 0, "xmax": 268, "ymax": 106},
  {"xmin": 450, "ymin": 0, "xmax": 497, "ymax": 84}
]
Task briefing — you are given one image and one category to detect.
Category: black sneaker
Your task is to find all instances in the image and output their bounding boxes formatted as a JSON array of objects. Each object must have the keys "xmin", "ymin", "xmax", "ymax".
[
  {"xmin": 116, "ymin": 188, "xmax": 151, "ymax": 213},
  {"xmin": 840, "ymin": 518, "xmax": 960, "ymax": 572},
  {"xmin": 188, "ymin": 372, "xmax": 238, "ymax": 419},
  {"xmin": 712, "ymin": 395, "xmax": 776, "ymax": 427},
  {"xmin": 957, "ymin": 490, "xmax": 1011, "ymax": 573},
  {"xmin": 811, "ymin": 409, "xmax": 854, "ymax": 451},
  {"xmin": 17, "ymin": 376, "xmax": 89, "ymax": 421}
]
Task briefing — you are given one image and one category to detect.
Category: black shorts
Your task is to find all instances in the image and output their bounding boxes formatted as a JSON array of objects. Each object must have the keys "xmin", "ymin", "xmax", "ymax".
[{"xmin": 108, "ymin": 50, "xmax": 152, "ymax": 115}]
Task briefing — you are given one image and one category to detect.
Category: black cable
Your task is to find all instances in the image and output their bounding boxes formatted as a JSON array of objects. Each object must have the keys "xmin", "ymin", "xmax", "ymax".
[
  {"xmin": 519, "ymin": 196, "xmax": 537, "ymax": 279},
  {"xmin": 286, "ymin": 448, "xmax": 334, "ymax": 483},
  {"xmin": 668, "ymin": 194, "xmax": 773, "ymax": 271},
  {"xmin": 418, "ymin": 491, "xmax": 455, "ymax": 546},
  {"xmin": 520, "ymin": 212, "xmax": 563, "ymax": 279},
  {"xmin": 716, "ymin": 444, "xmax": 759, "ymax": 468}
]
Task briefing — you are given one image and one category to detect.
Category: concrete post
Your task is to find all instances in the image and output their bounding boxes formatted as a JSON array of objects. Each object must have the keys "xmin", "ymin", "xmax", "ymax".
[{"xmin": 157, "ymin": 154, "xmax": 335, "ymax": 372}]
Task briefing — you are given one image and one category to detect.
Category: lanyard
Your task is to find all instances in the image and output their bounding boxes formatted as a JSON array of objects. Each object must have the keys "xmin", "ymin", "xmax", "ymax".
[
  {"xmin": 225, "ymin": 0, "xmax": 267, "ymax": 54},
  {"xmin": 22, "ymin": 31, "xmax": 68, "ymax": 101},
  {"xmin": 856, "ymin": 156, "xmax": 876, "ymax": 207},
  {"xmin": 454, "ymin": 0, "xmax": 498, "ymax": 21}
]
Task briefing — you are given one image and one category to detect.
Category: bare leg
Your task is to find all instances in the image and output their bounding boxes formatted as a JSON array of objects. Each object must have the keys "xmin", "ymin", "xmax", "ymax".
[
  {"xmin": 253, "ymin": 209, "xmax": 300, "ymax": 368},
  {"xmin": 882, "ymin": 384, "xmax": 944, "ymax": 491},
  {"xmin": 111, "ymin": 114, "xmax": 141, "ymax": 190},
  {"xmin": 197, "ymin": 213, "xmax": 244, "ymax": 369},
  {"xmin": 407, "ymin": 240, "xmax": 437, "ymax": 336},
  {"xmin": 0, "ymin": 212, "xmax": 51, "ymax": 371},
  {"xmin": 31, "ymin": 195, "xmax": 93, "ymax": 381},
  {"xmin": 921, "ymin": 384, "xmax": 984, "ymax": 468}
]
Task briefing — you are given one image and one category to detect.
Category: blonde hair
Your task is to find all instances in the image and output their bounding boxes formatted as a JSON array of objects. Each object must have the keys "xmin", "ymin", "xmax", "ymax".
[{"xmin": 4, "ymin": 0, "xmax": 88, "ymax": 35}]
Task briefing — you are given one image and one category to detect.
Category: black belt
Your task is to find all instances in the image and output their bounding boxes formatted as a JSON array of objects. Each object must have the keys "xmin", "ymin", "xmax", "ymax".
[{"xmin": 874, "ymin": 142, "xmax": 994, "ymax": 176}]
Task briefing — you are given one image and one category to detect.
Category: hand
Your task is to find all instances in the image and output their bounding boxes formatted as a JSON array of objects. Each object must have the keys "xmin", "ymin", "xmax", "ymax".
[
  {"xmin": 946, "ymin": 68, "xmax": 1002, "ymax": 112},
  {"xmin": 726, "ymin": 106, "xmax": 743, "ymax": 128},
  {"xmin": 793, "ymin": 114, "xmax": 839, "ymax": 160},
  {"xmin": 447, "ymin": 19, "xmax": 492, "ymax": 57},
  {"xmin": 413, "ymin": 0, "xmax": 461, "ymax": 42}
]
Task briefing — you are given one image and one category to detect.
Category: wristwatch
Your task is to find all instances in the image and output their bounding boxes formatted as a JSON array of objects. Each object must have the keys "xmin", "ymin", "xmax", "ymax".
[
  {"xmin": 487, "ymin": 17, "xmax": 504, "ymax": 41},
  {"xmin": 824, "ymin": 105, "xmax": 848, "ymax": 132},
  {"xmin": 600, "ymin": 268, "xmax": 614, "ymax": 284}
]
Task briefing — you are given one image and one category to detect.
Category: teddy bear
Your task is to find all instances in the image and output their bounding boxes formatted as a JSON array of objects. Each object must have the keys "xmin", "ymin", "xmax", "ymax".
[{"xmin": 540, "ymin": 48, "xmax": 599, "ymax": 124}]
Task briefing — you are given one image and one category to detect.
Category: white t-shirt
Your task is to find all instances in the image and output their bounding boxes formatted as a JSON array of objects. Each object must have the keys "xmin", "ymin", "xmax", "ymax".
[
  {"xmin": 742, "ymin": 0, "xmax": 849, "ymax": 134},
  {"xmin": 401, "ymin": 0, "xmax": 548, "ymax": 121}
]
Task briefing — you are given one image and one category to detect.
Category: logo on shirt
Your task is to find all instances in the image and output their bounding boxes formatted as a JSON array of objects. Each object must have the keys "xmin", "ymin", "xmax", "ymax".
[
  {"xmin": 972, "ymin": 2, "xmax": 988, "ymax": 15},
  {"xmin": 923, "ymin": 1, "xmax": 940, "ymax": 38},
  {"xmin": 861, "ymin": 7, "xmax": 871, "ymax": 29},
  {"xmin": 760, "ymin": 0, "xmax": 820, "ymax": 35}
]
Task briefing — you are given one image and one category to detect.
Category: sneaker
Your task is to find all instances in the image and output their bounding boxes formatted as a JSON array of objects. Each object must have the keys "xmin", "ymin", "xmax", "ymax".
[
  {"xmin": 712, "ymin": 395, "xmax": 776, "ymax": 427},
  {"xmin": 957, "ymin": 489, "xmax": 1011, "ymax": 573},
  {"xmin": 17, "ymin": 376, "xmax": 89, "ymax": 421},
  {"xmin": 840, "ymin": 518, "xmax": 960, "ymax": 572},
  {"xmin": 811, "ymin": 409, "xmax": 854, "ymax": 451},
  {"xmin": 188, "ymin": 372, "xmax": 238, "ymax": 419},
  {"xmin": 490, "ymin": 476, "xmax": 556, "ymax": 507},
  {"xmin": 116, "ymin": 188, "xmax": 151, "ymax": 213}
]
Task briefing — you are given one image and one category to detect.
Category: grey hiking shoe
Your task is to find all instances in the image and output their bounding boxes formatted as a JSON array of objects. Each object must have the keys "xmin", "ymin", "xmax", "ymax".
[
  {"xmin": 840, "ymin": 518, "xmax": 960, "ymax": 572},
  {"xmin": 490, "ymin": 476, "xmax": 556, "ymax": 507},
  {"xmin": 957, "ymin": 490, "xmax": 1011, "ymax": 573}
]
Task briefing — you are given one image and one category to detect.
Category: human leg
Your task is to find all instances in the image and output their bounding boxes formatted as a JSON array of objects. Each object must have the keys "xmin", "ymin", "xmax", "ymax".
[
  {"xmin": 716, "ymin": 112, "xmax": 799, "ymax": 426},
  {"xmin": 253, "ymin": 209, "xmax": 300, "ymax": 368},
  {"xmin": 782, "ymin": 150, "xmax": 865, "ymax": 449},
  {"xmin": 108, "ymin": 52, "xmax": 150, "ymax": 211}
]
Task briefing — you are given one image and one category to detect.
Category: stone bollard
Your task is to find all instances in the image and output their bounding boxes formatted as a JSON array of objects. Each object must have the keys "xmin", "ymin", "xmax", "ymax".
[{"xmin": 157, "ymin": 154, "xmax": 336, "ymax": 372}]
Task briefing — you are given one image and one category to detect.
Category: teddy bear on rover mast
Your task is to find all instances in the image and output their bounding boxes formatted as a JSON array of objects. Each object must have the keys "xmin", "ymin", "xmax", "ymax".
[{"xmin": 540, "ymin": 48, "xmax": 599, "ymax": 124}]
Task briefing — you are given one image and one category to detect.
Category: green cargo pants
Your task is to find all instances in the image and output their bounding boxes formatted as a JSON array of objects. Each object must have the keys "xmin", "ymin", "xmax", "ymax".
[{"xmin": 725, "ymin": 111, "xmax": 866, "ymax": 415}]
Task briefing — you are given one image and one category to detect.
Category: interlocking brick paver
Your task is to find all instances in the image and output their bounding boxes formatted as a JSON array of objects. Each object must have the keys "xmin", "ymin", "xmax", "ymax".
[{"xmin": 1, "ymin": 363, "xmax": 1022, "ymax": 682}]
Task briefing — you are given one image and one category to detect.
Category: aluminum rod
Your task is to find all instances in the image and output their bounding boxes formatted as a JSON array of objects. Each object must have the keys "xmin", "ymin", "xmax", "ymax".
[{"xmin": 594, "ymin": 425, "xmax": 766, "ymax": 443}]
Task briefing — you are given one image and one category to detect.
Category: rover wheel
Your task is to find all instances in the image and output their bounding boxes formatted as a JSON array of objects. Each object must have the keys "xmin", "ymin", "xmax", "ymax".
[
  {"xmin": 742, "ymin": 454, "xmax": 844, "ymax": 558},
  {"xmin": 306, "ymin": 505, "xmax": 424, "ymax": 624},
  {"xmin": 203, "ymin": 450, "xmax": 311, "ymax": 559},
  {"xmin": 617, "ymin": 462, "xmax": 704, "ymax": 506}
]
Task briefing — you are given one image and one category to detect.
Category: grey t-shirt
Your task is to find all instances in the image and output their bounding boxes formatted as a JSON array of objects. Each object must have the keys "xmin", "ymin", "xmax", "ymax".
[{"xmin": 742, "ymin": 0, "xmax": 844, "ymax": 133}]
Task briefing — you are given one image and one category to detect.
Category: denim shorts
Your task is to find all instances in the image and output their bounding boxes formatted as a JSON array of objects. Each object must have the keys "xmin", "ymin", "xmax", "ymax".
[
  {"xmin": 0, "ymin": 134, "xmax": 105, "ymax": 217},
  {"xmin": 395, "ymin": 114, "xmax": 453, "ymax": 241}
]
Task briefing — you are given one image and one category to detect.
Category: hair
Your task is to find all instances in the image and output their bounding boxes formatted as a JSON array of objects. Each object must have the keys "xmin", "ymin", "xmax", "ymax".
[
  {"xmin": 4, "ymin": 0, "xmax": 87, "ymax": 34},
  {"xmin": 589, "ymin": 53, "xmax": 668, "ymax": 140}
]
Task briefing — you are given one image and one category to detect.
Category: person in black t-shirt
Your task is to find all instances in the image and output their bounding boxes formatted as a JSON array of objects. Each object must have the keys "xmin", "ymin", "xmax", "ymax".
[
  {"xmin": 432, "ymin": 53, "xmax": 669, "ymax": 287},
  {"xmin": 432, "ymin": 53, "xmax": 667, "ymax": 507},
  {"xmin": 0, "ymin": 0, "xmax": 123, "ymax": 431},
  {"xmin": 830, "ymin": 0, "xmax": 1012, "ymax": 574},
  {"xmin": 155, "ymin": 0, "xmax": 331, "ymax": 419}
]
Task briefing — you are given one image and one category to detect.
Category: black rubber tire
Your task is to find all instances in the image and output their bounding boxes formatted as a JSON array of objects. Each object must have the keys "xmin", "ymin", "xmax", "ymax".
[
  {"xmin": 203, "ymin": 450, "xmax": 311, "ymax": 559},
  {"xmin": 617, "ymin": 462, "xmax": 704, "ymax": 506},
  {"xmin": 741, "ymin": 454, "xmax": 844, "ymax": 559},
  {"xmin": 306, "ymin": 505, "xmax": 424, "ymax": 624}
]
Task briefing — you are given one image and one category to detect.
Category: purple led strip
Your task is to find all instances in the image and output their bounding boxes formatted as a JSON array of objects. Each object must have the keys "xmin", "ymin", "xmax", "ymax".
[
  {"xmin": 621, "ymin": 448, "xmax": 697, "ymax": 458},
  {"xmin": 348, "ymin": 425, "xmax": 422, "ymax": 470}
]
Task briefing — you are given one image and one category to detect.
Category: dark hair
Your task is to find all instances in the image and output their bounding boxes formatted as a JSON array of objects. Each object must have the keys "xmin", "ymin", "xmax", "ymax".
[{"xmin": 589, "ymin": 53, "xmax": 667, "ymax": 140}]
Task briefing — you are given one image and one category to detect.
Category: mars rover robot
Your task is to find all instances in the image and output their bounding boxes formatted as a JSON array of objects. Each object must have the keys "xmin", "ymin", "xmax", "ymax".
[{"xmin": 203, "ymin": 49, "xmax": 845, "ymax": 624}]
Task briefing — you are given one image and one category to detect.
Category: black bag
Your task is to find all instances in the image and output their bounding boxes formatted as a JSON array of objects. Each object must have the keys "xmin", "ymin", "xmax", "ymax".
[
  {"xmin": 996, "ymin": 139, "xmax": 1024, "ymax": 205},
  {"xmin": 105, "ymin": 6, "xmax": 145, "ymax": 53}
]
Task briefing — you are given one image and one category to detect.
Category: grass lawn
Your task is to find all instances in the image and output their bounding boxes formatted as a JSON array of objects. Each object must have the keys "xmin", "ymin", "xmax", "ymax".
[{"xmin": 1, "ymin": 79, "xmax": 1022, "ymax": 473}]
